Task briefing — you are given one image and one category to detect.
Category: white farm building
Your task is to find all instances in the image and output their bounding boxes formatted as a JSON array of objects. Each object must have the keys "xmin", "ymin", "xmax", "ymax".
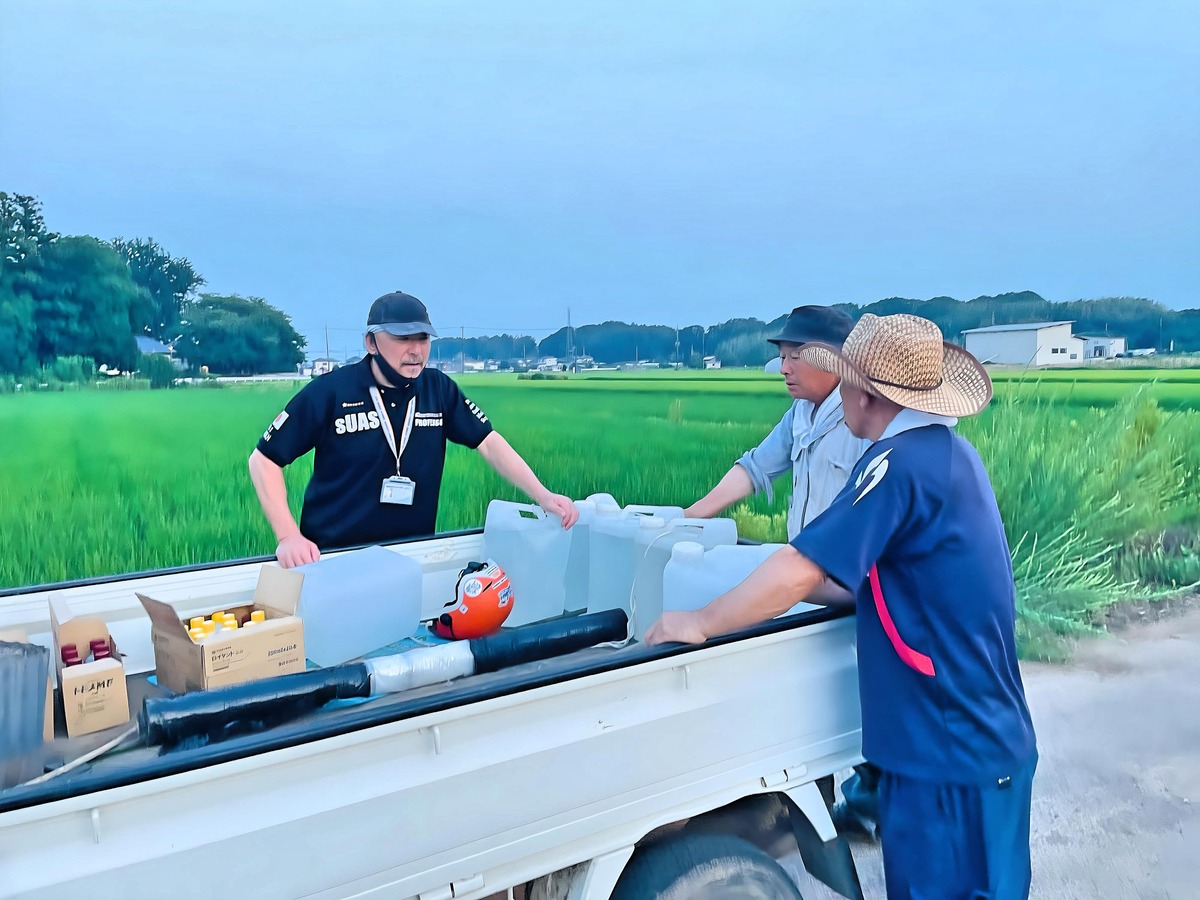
[
  {"xmin": 962, "ymin": 321, "xmax": 1086, "ymax": 366},
  {"xmin": 1080, "ymin": 334, "xmax": 1128, "ymax": 360}
]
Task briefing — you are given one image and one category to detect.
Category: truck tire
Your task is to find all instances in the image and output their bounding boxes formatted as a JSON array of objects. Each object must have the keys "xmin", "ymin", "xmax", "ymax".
[{"xmin": 610, "ymin": 833, "xmax": 803, "ymax": 899}]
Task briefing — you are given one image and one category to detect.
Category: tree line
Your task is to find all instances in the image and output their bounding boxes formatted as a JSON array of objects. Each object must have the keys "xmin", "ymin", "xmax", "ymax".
[
  {"xmin": 1, "ymin": 192, "xmax": 305, "ymax": 379},
  {"xmin": 7, "ymin": 190, "xmax": 1196, "ymax": 379},
  {"xmin": 439, "ymin": 292, "xmax": 1200, "ymax": 368}
]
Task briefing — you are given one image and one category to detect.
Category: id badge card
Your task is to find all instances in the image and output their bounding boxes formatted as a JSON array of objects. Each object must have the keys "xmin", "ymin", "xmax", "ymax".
[{"xmin": 380, "ymin": 476, "xmax": 416, "ymax": 506}]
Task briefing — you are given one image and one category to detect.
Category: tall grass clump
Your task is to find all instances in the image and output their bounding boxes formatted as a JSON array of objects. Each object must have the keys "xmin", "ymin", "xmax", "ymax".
[{"xmin": 964, "ymin": 391, "xmax": 1200, "ymax": 658}]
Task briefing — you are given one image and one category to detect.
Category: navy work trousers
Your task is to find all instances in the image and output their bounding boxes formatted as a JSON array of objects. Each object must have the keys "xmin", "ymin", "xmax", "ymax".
[{"xmin": 877, "ymin": 754, "xmax": 1036, "ymax": 899}]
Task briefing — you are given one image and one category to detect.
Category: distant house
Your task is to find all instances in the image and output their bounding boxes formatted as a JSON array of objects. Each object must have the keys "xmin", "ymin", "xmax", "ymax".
[
  {"xmin": 135, "ymin": 336, "xmax": 173, "ymax": 356},
  {"xmin": 462, "ymin": 360, "xmax": 485, "ymax": 372},
  {"xmin": 703, "ymin": 355, "xmax": 721, "ymax": 369},
  {"xmin": 311, "ymin": 358, "xmax": 339, "ymax": 376},
  {"xmin": 1080, "ymin": 335, "xmax": 1128, "ymax": 360},
  {"xmin": 962, "ymin": 321, "xmax": 1085, "ymax": 366}
]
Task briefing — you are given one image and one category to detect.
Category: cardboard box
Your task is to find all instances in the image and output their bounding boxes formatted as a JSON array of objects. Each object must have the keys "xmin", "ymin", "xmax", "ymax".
[
  {"xmin": 47, "ymin": 599, "xmax": 131, "ymax": 737},
  {"xmin": 137, "ymin": 564, "xmax": 306, "ymax": 695},
  {"xmin": 0, "ymin": 628, "xmax": 54, "ymax": 742}
]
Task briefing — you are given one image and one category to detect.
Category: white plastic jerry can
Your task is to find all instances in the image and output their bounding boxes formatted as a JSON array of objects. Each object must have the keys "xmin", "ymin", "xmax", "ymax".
[
  {"xmin": 483, "ymin": 499, "xmax": 572, "ymax": 626},
  {"xmin": 662, "ymin": 541, "xmax": 819, "ymax": 620},
  {"xmin": 563, "ymin": 493, "xmax": 620, "ymax": 614},
  {"xmin": 629, "ymin": 518, "xmax": 739, "ymax": 640}
]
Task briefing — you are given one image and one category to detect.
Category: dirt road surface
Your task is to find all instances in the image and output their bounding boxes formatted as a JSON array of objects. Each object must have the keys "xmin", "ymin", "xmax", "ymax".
[{"xmin": 797, "ymin": 602, "xmax": 1200, "ymax": 899}]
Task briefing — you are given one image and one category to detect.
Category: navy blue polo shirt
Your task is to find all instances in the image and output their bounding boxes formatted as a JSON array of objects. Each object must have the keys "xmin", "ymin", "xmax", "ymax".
[
  {"xmin": 793, "ymin": 418, "xmax": 1036, "ymax": 785},
  {"xmin": 256, "ymin": 359, "xmax": 493, "ymax": 550}
]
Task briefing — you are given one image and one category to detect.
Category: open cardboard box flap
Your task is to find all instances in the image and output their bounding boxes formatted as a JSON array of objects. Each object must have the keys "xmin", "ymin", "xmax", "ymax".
[
  {"xmin": 136, "ymin": 563, "xmax": 306, "ymax": 694},
  {"xmin": 48, "ymin": 596, "xmax": 119, "ymax": 659},
  {"xmin": 136, "ymin": 564, "xmax": 304, "ymax": 638}
]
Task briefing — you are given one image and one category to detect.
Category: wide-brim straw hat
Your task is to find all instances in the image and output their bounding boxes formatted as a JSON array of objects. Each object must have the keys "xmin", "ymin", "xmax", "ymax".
[{"xmin": 799, "ymin": 313, "xmax": 993, "ymax": 417}]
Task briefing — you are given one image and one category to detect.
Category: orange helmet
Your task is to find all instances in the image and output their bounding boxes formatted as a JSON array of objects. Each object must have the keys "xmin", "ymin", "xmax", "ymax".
[{"xmin": 433, "ymin": 560, "xmax": 514, "ymax": 640}]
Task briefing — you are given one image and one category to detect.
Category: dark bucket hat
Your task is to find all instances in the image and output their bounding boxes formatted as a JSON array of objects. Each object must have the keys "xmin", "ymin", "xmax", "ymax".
[
  {"xmin": 767, "ymin": 305, "xmax": 854, "ymax": 347},
  {"xmin": 366, "ymin": 291, "xmax": 439, "ymax": 338}
]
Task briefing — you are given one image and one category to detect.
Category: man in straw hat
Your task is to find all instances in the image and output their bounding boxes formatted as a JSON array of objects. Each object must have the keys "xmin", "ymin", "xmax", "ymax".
[
  {"xmin": 647, "ymin": 313, "xmax": 1037, "ymax": 899},
  {"xmin": 684, "ymin": 305, "xmax": 870, "ymax": 539}
]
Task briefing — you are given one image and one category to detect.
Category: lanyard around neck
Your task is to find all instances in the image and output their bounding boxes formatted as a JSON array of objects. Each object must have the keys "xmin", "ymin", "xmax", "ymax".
[{"xmin": 369, "ymin": 386, "xmax": 416, "ymax": 476}]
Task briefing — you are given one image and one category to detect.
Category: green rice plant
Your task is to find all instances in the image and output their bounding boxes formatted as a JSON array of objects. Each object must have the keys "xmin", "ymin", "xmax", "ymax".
[
  {"xmin": 2, "ymin": 371, "xmax": 1198, "ymax": 663},
  {"xmin": 964, "ymin": 390, "xmax": 1200, "ymax": 655}
]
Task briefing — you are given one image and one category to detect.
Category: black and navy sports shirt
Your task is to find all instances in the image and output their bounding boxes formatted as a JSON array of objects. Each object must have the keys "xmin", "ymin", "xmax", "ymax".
[
  {"xmin": 256, "ymin": 358, "xmax": 493, "ymax": 550},
  {"xmin": 793, "ymin": 419, "xmax": 1036, "ymax": 785}
]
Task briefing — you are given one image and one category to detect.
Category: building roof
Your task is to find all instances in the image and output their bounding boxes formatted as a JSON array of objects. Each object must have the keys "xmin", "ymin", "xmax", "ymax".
[
  {"xmin": 135, "ymin": 335, "xmax": 172, "ymax": 354},
  {"xmin": 962, "ymin": 321, "xmax": 1075, "ymax": 335}
]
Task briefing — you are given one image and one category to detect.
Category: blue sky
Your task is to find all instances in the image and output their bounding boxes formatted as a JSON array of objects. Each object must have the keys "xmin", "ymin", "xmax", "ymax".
[{"xmin": 2, "ymin": 1, "xmax": 1197, "ymax": 356}]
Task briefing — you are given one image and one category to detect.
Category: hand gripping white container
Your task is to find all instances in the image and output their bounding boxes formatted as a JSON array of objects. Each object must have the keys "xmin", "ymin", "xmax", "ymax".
[
  {"xmin": 563, "ymin": 493, "xmax": 619, "ymax": 614},
  {"xmin": 483, "ymin": 499, "xmax": 572, "ymax": 626},
  {"xmin": 662, "ymin": 541, "xmax": 821, "ymax": 620},
  {"xmin": 629, "ymin": 518, "xmax": 739, "ymax": 640}
]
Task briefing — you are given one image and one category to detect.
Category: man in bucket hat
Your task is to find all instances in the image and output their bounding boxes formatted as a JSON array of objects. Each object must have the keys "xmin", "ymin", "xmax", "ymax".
[
  {"xmin": 249, "ymin": 290, "xmax": 578, "ymax": 567},
  {"xmin": 686, "ymin": 305, "xmax": 882, "ymax": 838},
  {"xmin": 647, "ymin": 314, "xmax": 1037, "ymax": 899},
  {"xmin": 685, "ymin": 305, "xmax": 869, "ymax": 539}
]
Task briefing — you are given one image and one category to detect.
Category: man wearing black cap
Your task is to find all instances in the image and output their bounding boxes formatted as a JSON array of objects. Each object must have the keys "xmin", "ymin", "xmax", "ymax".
[
  {"xmin": 685, "ymin": 304, "xmax": 881, "ymax": 837},
  {"xmin": 249, "ymin": 291, "xmax": 578, "ymax": 567},
  {"xmin": 686, "ymin": 305, "xmax": 868, "ymax": 540}
]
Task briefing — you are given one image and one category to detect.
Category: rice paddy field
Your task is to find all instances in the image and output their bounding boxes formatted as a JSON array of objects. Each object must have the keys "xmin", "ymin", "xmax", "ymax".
[{"xmin": 3, "ymin": 366, "xmax": 1199, "ymax": 657}]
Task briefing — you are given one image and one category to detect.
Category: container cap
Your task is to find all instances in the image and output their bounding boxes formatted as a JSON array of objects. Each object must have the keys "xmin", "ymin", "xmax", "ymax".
[
  {"xmin": 671, "ymin": 541, "xmax": 705, "ymax": 561},
  {"xmin": 639, "ymin": 516, "xmax": 666, "ymax": 530}
]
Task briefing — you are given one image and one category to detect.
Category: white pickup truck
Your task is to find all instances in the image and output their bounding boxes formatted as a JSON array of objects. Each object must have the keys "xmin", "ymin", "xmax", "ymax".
[{"xmin": 0, "ymin": 530, "xmax": 865, "ymax": 900}]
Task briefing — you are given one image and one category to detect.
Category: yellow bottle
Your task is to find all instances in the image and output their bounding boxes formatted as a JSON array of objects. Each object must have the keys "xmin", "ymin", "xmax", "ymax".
[
  {"xmin": 250, "ymin": 610, "xmax": 266, "ymax": 624},
  {"xmin": 203, "ymin": 620, "xmax": 218, "ymax": 635},
  {"xmin": 189, "ymin": 617, "xmax": 206, "ymax": 630},
  {"xmin": 188, "ymin": 627, "xmax": 205, "ymax": 643}
]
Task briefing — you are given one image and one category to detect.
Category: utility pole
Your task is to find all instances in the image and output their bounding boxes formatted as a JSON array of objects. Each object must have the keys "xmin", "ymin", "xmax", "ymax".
[
  {"xmin": 567, "ymin": 306, "xmax": 575, "ymax": 372},
  {"xmin": 324, "ymin": 325, "xmax": 330, "ymax": 360}
]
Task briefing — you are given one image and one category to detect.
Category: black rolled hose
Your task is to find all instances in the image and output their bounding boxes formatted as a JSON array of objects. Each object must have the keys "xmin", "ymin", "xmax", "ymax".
[
  {"xmin": 469, "ymin": 609, "xmax": 628, "ymax": 673},
  {"xmin": 139, "ymin": 664, "xmax": 371, "ymax": 748}
]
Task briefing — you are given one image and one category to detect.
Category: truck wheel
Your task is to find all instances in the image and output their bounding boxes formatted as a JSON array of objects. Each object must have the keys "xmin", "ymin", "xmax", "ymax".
[{"xmin": 610, "ymin": 834, "xmax": 803, "ymax": 899}]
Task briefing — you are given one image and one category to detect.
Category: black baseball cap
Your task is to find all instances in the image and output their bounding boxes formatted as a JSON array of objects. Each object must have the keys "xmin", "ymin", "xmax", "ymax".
[
  {"xmin": 366, "ymin": 291, "xmax": 438, "ymax": 338},
  {"xmin": 767, "ymin": 305, "xmax": 854, "ymax": 347}
]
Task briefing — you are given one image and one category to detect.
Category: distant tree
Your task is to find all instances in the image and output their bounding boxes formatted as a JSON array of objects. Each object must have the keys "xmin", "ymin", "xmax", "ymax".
[
  {"xmin": 33, "ymin": 236, "xmax": 142, "ymax": 371},
  {"xmin": 432, "ymin": 333, "xmax": 538, "ymax": 362},
  {"xmin": 175, "ymin": 293, "xmax": 306, "ymax": 375},
  {"xmin": 109, "ymin": 237, "xmax": 205, "ymax": 341},
  {"xmin": 0, "ymin": 192, "xmax": 58, "ymax": 374},
  {"xmin": 713, "ymin": 333, "xmax": 775, "ymax": 367}
]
